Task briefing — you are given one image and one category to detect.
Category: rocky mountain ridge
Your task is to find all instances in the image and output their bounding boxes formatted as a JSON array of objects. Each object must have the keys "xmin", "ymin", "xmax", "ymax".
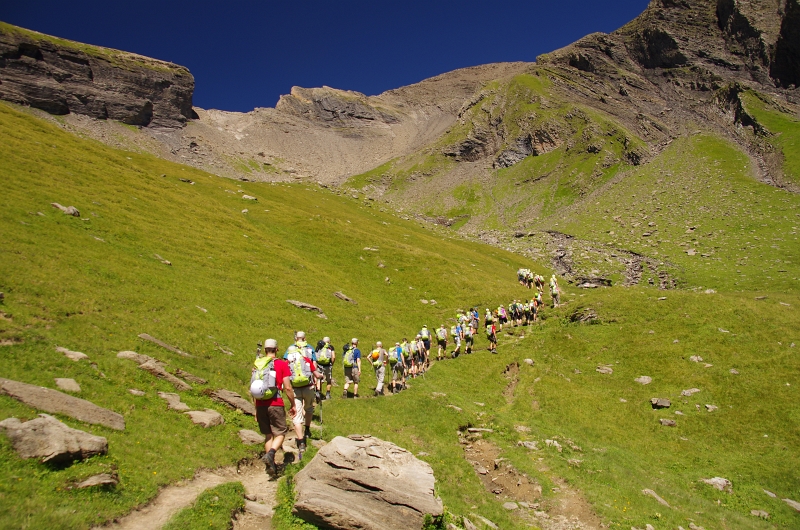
[{"xmin": 0, "ymin": 22, "xmax": 196, "ymax": 127}]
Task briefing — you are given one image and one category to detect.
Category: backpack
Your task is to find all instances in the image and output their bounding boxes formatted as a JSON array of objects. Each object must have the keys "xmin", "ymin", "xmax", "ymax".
[
  {"xmin": 343, "ymin": 348, "xmax": 355, "ymax": 368},
  {"xmin": 250, "ymin": 356, "xmax": 278, "ymax": 399},
  {"xmin": 389, "ymin": 348, "xmax": 401, "ymax": 365},
  {"xmin": 436, "ymin": 328, "xmax": 446, "ymax": 340},
  {"xmin": 317, "ymin": 344, "xmax": 333, "ymax": 365},
  {"xmin": 420, "ymin": 328, "xmax": 430, "ymax": 339},
  {"xmin": 370, "ymin": 349, "xmax": 382, "ymax": 367},
  {"xmin": 288, "ymin": 353, "xmax": 312, "ymax": 387}
]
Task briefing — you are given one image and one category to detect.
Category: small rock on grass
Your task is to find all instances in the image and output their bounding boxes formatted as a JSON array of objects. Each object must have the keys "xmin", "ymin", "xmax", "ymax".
[
  {"xmin": 750, "ymin": 510, "xmax": 769, "ymax": 519},
  {"xmin": 635, "ymin": 376, "xmax": 652, "ymax": 385},
  {"xmin": 596, "ymin": 365, "xmax": 613, "ymax": 374},
  {"xmin": 783, "ymin": 498, "xmax": 800, "ymax": 512},
  {"xmin": 503, "ymin": 502, "xmax": 519, "ymax": 510},
  {"xmin": 651, "ymin": 398, "xmax": 671, "ymax": 409},
  {"xmin": 55, "ymin": 346, "xmax": 88, "ymax": 362},
  {"xmin": 157, "ymin": 392, "xmax": 189, "ymax": 411},
  {"xmin": 238, "ymin": 429, "xmax": 265, "ymax": 445},
  {"xmin": 76, "ymin": 473, "xmax": 118, "ymax": 489},
  {"xmin": 764, "ymin": 489, "xmax": 777, "ymax": 498},
  {"xmin": 681, "ymin": 388, "xmax": 701, "ymax": 397},
  {"xmin": 55, "ymin": 378, "xmax": 81, "ymax": 393},
  {"xmin": 642, "ymin": 488, "xmax": 670, "ymax": 507},
  {"xmin": 705, "ymin": 404, "xmax": 718, "ymax": 412},
  {"xmin": 730, "ymin": 368, "xmax": 740, "ymax": 375},
  {"xmin": 660, "ymin": 419, "xmax": 677, "ymax": 427},
  {"xmin": 469, "ymin": 514, "xmax": 498, "ymax": 530},
  {"xmin": 524, "ymin": 358, "xmax": 534, "ymax": 366},
  {"xmin": 128, "ymin": 389, "xmax": 145, "ymax": 396},
  {"xmin": 701, "ymin": 477, "xmax": 732, "ymax": 493},
  {"xmin": 184, "ymin": 409, "xmax": 224, "ymax": 428}
]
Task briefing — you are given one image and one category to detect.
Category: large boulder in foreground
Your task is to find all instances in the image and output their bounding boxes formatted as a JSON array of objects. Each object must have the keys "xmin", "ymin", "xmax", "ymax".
[
  {"xmin": 293, "ymin": 434, "xmax": 443, "ymax": 530},
  {"xmin": 0, "ymin": 414, "xmax": 107, "ymax": 463}
]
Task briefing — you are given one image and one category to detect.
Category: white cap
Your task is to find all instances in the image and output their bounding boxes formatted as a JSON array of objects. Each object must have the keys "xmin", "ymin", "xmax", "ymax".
[
  {"xmin": 352, "ymin": 338, "xmax": 358, "ymax": 344},
  {"xmin": 264, "ymin": 338, "xmax": 278, "ymax": 349},
  {"xmin": 323, "ymin": 336, "xmax": 330, "ymax": 343},
  {"xmin": 296, "ymin": 331, "xmax": 306, "ymax": 339},
  {"xmin": 376, "ymin": 341, "xmax": 383, "ymax": 347}
]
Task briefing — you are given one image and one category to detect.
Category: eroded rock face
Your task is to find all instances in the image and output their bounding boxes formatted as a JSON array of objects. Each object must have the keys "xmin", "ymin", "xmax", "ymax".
[
  {"xmin": 293, "ymin": 434, "xmax": 443, "ymax": 530},
  {"xmin": 0, "ymin": 414, "xmax": 107, "ymax": 463},
  {"xmin": 0, "ymin": 23, "xmax": 196, "ymax": 127}
]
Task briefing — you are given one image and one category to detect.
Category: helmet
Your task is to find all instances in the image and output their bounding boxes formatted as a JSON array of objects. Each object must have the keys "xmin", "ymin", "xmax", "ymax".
[
  {"xmin": 264, "ymin": 338, "xmax": 278, "ymax": 349},
  {"xmin": 296, "ymin": 331, "xmax": 306, "ymax": 339},
  {"xmin": 249, "ymin": 380, "xmax": 266, "ymax": 399}
]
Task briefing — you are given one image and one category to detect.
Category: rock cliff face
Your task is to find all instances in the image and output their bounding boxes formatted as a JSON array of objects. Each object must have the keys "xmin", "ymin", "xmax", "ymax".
[{"xmin": 0, "ymin": 22, "xmax": 196, "ymax": 127}]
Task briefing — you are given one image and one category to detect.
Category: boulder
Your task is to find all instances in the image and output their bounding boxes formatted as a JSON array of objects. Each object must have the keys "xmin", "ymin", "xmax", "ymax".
[
  {"xmin": 0, "ymin": 378, "xmax": 124, "ymax": 430},
  {"xmin": 139, "ymin": 360, "xmax": 191, "ymax": 391},
  {"xmin": 55, "ymin": 346, "xmax": 88, "ymax": 362},
  {"xmin": 76, "ymin": 473, "xmax": 118, "ymax": 488},
  {"xmin": 651, "ymin": 398, "xmax": 671, "ymax": 409},
  {"xmin": 157, "ymin": 392, "xmax": 190, "ymax": 411},
  {"xmin": 55, "ymin": 378, "xmax": 81, "ymax": 393},
  {"xmin": 238, "ymin": 429, "xmax": 266, "ymax": 445},
  {"xmin": 210, "ymin": 389, "xmax": 255, "ymax": 415},
  {"xmin": 293, "ymin": 434, "xmax": 443, "ymax": 530},
  {"xmin": 0, "ymin": 414, "xmax": 107, "ymax": 463},
  {"xmin": 184, "ymin": 409, "xmax": 224, "ymax": 428}
]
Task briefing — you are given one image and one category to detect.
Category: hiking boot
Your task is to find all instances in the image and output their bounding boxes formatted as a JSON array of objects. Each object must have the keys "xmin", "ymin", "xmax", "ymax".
[
  {"xmin": 305, "ymin": 427, "xmax": 312, "ymax": 439},
  {"xmin": 263, "ymin": 451, "xmax": 277, "ymax": 477},
  {"xmin": 342, "ymin": 390, "xmax": 348, "ymax": 398},
  {"xmin": 374, "ymin": 389, "xmax": 380, "ymax": 397}
]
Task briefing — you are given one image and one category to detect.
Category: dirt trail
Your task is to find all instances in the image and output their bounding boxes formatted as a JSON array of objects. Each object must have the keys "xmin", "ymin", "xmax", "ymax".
[{"xmin": 99, "ymin": 431, "xmax": 304, "ymax": 530}]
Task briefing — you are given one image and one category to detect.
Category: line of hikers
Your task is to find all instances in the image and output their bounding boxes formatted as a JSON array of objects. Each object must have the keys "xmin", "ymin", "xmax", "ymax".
[{"xmin": 249, "ymin": 271, "xmax": 560, "ymax": 475}]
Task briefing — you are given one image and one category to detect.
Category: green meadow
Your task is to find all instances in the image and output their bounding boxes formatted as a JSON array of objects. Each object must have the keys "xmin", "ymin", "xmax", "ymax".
[{"xmin": 1, "ymin": 87, "xmax": 799, "ymax": 530}]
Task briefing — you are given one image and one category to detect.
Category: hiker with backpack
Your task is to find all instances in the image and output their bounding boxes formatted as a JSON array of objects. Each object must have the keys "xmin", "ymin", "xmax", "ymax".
[
  {"xmin": 342, "ymin": 338, "xmax": 361, "ymax": 398},
  {"xmin": 314, "ymin": 337, "xmax": 335, "ymax": 400},
  {"xmin": 550, "ymin": 274, "xmax": 561, "ymax": 307},
  {"xmin": 464, "ymin": 323, "xmax": 474, "ymax": 354},
  {"xmin": 370, "ymin": 341, "xmax": 388, "ymax": 396},
  {"xmin": 419, "ymin": 325, "xmax": 432, "ymax": 358},
  {"xmin": 450, "ymin": 321, "xmax": 462, "ymax": 358},
  {"xmin": 286, "ymin": 342, "xmax": 322, "ymax": 461},
  {"xmin": 389, "ymin": 342, "xmax": 405, "ymax": 393},
  {"xmin": 415, "ymin": 335, "xmax": 428, "ymax": 373},
  {"xmin": 436, "ymin": 324, "xmax": 448, "ymax": 361},
  {"xmin": 486, "ymin": 320, "xmax": 498, "ymax": 354},
  {"xmin": 250, "ymin": 338, "xmax": 296, "ymax": 477}
]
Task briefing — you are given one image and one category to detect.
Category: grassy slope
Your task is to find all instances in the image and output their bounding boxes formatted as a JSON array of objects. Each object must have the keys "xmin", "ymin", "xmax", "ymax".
[{"xmin": 0, "ymin": 102, "xmax": 533, "ymax": 529}]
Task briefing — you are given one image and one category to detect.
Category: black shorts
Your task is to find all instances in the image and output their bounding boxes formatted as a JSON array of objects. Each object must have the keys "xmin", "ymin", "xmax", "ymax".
[{"xmin": 422, "ymin": 339, "xmax": 430, "ymax": 351}]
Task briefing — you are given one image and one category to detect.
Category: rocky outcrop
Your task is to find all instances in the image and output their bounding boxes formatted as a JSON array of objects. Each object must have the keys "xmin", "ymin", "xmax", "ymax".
[
  {"xmin": 209, "ymin": 389, "xmax": 255, "ymax": 416},
  {"xmin": 277, "ymin": 86, "xmax": 400, "ymax": 125},
  {"xmin": 0, "ymin": 414, "xmax": 107, "ymax": 463},
  {"xmin": 0, "ymin": 22, "xmax": 196, "ymax": 127},
  {"xmin": 0, "ymin": 377, "xmax": 125, "ymax": 430},
  {"xmin": 293, "ymin": 434, "xmax": 443, "ymax": 530}
]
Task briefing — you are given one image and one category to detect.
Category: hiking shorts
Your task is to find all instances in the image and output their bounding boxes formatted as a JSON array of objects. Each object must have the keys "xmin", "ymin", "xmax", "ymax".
[
  {"xmin": 344, "ymin": 366, "xmax": 360, "ymax": 384},
  {"xmin": 319, "ymin": 363, "xmax": 333, "ymax": 385},
  {"xmin": 437, "ymin": 339, "xmax": 447, "ymax": 349},
  {"xmin": 292, "ymin": 385, "xmax": 315, "ymax": 426},
  {"xmin": 391, "ymin": 362, "xmax": 404, "ymax": 380},
  {"xmin": 422, "ymin": 339, "xmax": 430, "ymax": 351},
  {"xmin": 256, "ymin": 404, "xmax": 288, "ymax": 437}
]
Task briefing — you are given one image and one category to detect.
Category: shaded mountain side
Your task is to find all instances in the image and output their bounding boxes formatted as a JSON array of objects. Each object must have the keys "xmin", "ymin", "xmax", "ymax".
[{"xmin": 0, "ymin": 22, "xmax": 196, "ymax": 128}]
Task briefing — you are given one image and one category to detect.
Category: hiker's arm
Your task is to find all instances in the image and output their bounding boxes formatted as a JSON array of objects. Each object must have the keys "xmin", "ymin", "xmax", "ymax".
[{"xmin": 282, "ymin": 376, "xmax": 296, "ymax": 415}]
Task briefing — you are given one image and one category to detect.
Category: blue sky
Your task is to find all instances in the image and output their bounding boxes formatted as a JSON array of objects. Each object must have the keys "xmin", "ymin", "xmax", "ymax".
[{"xmin": 2, "ymin": 1, "xmax": 648, "ymax": 112}]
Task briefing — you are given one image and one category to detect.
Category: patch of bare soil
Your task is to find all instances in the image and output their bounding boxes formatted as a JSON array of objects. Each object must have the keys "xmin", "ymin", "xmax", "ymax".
[
  {"xmin": 460, "ymin": 434, "xmax": 603, "ymax": 530},
  {"xmin": 502, "ymin": 362, "xmax": 519, "ymax": 403}
]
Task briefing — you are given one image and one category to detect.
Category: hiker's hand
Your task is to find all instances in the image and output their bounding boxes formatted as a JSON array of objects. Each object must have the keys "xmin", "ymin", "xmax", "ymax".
[{"xmin": 289, "ymin": 405, "xmax": 296, "ymax": 417}]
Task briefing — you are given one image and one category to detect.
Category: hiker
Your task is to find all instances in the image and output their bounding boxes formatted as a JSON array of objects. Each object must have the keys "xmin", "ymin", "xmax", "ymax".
[
  {"xmin": 370, "ymin": 341, "xmax": 388, "ymax": 396},
  {"xmin": 419, "ymin": 325, "xmax": 432, "ymax": 358},
  {"xmin": 550, "ymin": 274, "xmax": 561, "ymax": 307},
  {"xmin": 415, "ymin": 335, "xmax": 428, "ymax": 373},
  {"xmin": 435, "ymin": 324, "xmax": 448, "ymax": 361},
  {"xmin": 315, "ymin": 336, "xmax": 335, "ymax": 400},
  {"xmin": 295, "ymin": 330, "xmax": 309, "ymax": 349},
  {"xmin": 450, "ymin": 321, "xmax": 462, "ymax": 358},
  {"xmin": 408, "ymin": 336, "xmax": 419, "ymax": 377},
  {"xmin": 401, "ymin": 338, "xmax": 414, "ymax": 379},
  {"xmin": 250, "ymin": 338, "xmax": 296, "ymax": 477},
  {"xmin": 342, "ymin": 338, "xmax": 361, "ymax": 398},
  {"xmin": 486, "ymin": 320, "xmax": 498, "ymax": 354},
  {"xmin": 464, "ymin": 323, "xmax": 474, "ymax": 354},
  {"xmin": 535, "ymin": 274, "xmax": 545, "ymax": 291},
  {"xmin": 497, "ymin": 305, "xmax": 508, "ymax": 330},
  {"xmin": 389, "ymin": 342, "xmax": 405, "ymax": 393},
  {"xmin": 286, "ymin": 342, "xmax": 321, "ymax": 461}
]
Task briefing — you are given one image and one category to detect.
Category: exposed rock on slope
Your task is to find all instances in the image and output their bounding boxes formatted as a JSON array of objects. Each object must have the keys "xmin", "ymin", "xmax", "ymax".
[{"xmin": 0, "ymin": 22, "xmax": 196, "ymax": 127}]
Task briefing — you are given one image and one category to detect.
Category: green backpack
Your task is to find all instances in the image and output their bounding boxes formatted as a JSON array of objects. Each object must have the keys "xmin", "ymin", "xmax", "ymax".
[
  {"xmin": 343, "ymin": 348, "xmax": 355, "ymax": 368},
  {"xmin": 288, "ymin": 353, "xmax": 312, "ymax": 387},
  {"xmin": 317, "ymin": 344, "xmax": 333, "ymax": 366}
]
